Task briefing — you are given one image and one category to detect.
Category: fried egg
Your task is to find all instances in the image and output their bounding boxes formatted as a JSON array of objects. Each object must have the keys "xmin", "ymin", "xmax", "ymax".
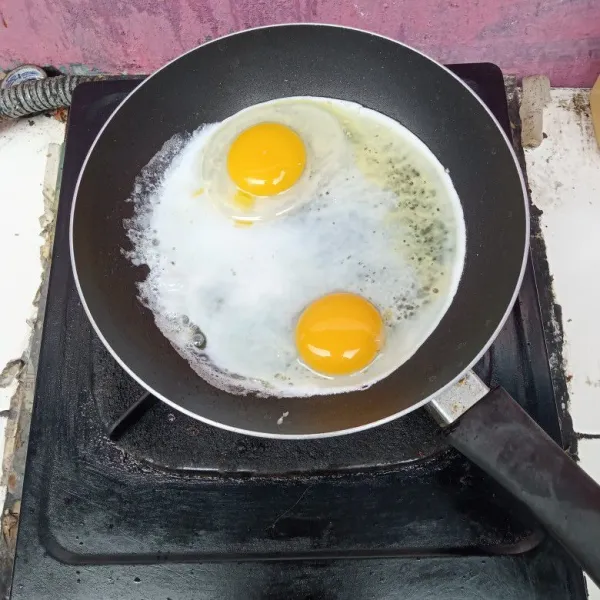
[
  {"xmin": 125, "ymin": 97, "xmax": 465, "ymax": 397},
  {"xmin": 201, "ymin": 102, "xmax": 345, "ymax": 223}
]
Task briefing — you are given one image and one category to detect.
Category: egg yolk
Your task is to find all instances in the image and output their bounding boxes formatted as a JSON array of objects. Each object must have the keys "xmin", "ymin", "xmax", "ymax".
[
  {"xmin": 227, "ymin": 123, "xmax": 306, "ymax": 196},
  {"xmin": 295, "ymin": 292, "xmax": 384, "ymax": 376}
]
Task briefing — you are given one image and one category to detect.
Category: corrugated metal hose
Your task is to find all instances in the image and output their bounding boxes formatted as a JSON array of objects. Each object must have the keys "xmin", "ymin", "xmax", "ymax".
[{"xmin": 0, "ymin": 75, "xmax": 95, "ymax": 119}]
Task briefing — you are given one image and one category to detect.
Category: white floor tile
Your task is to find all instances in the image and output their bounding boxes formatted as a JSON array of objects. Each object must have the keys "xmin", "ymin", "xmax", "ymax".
[
  {"xmin": 587, "ymin": 576, "xmax": 600, "ymax": 600},
  {"xmin": 577, "ymin": 439, "xmax": 600, "ymax": 598},
  {"xmin": 0, "ymin": 117, "xmax": 65, "ymax": 370},
  {"xmin": 525, "ymin": 89, "xmax": 600, "ymax": 434},
  {"xmin": 578, "ymin": 438, "xmax": 600, "ymax": 489}
]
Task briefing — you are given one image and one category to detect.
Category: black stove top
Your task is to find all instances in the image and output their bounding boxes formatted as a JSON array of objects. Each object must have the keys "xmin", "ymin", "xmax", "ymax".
[{"xmin": 9, "ymin": 64, "xmax": 587, "ymax": 599}]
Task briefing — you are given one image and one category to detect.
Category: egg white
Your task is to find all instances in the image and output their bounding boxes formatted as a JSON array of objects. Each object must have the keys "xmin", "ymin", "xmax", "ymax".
[{"xmin": 125, "ymin": 97, "xmax": 465, "ymax": 397}]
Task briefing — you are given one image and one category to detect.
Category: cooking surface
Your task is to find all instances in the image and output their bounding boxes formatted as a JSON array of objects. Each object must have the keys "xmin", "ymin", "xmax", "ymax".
[{"xmin": 9, "ymin": 65, "xmax": 587, "ymax": 598}]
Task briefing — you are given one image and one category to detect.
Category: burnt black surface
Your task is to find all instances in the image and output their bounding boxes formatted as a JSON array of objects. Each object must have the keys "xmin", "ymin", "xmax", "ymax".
[
  {"xmin": 10, "ymin": 64, "xmax": 586, "ymax": 599},
  {"xmin": 72, "ymin": 26, "xmax": 528, "ymax": 436}
]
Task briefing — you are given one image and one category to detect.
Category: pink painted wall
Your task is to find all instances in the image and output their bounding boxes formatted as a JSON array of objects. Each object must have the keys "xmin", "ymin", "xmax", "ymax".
[{"xmin": 0, "ymin": 0, "xmax": 598, "ymax": 86}]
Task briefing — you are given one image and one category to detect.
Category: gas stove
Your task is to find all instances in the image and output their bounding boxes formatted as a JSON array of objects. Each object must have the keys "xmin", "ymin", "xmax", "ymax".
[{"xmin": 9, "ymin": 64, "xmax": 588, "ymax": 599}]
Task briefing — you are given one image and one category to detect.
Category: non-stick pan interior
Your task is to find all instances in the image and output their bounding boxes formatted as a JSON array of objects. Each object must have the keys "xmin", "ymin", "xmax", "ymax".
[{"xmin": 71, "ymin": 25, "xmax": 527, "ymax": 437}]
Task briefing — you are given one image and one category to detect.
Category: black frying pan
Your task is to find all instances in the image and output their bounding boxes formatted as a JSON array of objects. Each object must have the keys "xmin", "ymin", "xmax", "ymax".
[{"xmin": 70, "ymin": 25, "xmax": 600, "ymax": 583}]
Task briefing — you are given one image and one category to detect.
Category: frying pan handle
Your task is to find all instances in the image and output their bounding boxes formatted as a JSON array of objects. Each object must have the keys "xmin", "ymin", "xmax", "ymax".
[{"xmin": 446, "ymin": 386, "xmax": 600, "ymax": 586}]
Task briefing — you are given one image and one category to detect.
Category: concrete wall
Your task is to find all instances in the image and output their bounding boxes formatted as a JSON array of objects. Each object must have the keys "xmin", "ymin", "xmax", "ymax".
[{"xmin": 0, "ymin": 0, "xmax": 598, "ymax": 86}]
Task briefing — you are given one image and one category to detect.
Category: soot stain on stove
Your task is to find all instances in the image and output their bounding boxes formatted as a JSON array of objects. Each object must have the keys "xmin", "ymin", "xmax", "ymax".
[
  {"xmin": 90, "ymin": 332, "xmax": 446, "ymax": 474},
  {"xmin": 506, "ymin": 79, "xmax": 574, "ymax": 455}
]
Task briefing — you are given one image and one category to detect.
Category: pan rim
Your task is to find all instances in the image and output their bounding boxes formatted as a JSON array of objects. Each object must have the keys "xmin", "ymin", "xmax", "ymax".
[{"xmin": 69, "ymin": 23, "xmax": 529, "ymax": 440}]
